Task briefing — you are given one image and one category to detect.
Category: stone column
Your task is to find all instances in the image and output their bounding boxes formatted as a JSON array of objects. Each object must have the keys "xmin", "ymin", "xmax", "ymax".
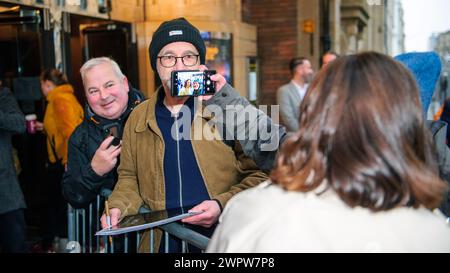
[
  {"xmin": 329, "ymin": 0, "xmax": 342, "ymax": 54},
  {"xmin": 297, "ymin": 0, "xmax": 320, "ymax": 69},
  {"xmin": 340, "ymin": 0, "xmax": 369, "ymax": 54},
  {"xmin": 49, "ymin": 2, "xmax": 63, "ymax": 70}
]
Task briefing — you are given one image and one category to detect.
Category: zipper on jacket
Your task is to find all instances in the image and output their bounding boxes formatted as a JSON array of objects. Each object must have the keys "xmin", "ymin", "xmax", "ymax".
[
  {"xmin": 160, "ymin": 98, "xmax": 194, "ymax": 253},
  {"xmin": 174, "ymin": 114, "xmax": 184, "ymax": 212},
  {"xmin": 174, "ymin": 113, "xmax": 189, "ymax": 253}
]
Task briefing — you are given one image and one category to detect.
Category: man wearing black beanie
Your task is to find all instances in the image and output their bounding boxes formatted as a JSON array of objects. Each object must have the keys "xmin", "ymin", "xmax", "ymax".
[
  {"xmin": 148, "ymin": 18, "xmax": 206, "ymax": 71},
  {"xmin": 102, "ymin": 18, "xmax": 267, "ymax": 253}
]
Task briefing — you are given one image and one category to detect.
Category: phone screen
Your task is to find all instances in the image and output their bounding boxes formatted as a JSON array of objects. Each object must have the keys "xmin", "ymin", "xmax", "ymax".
[
  {"xmin": 171, "ymin": 70, "xmax": 216, "ymax": 97},
  {"xmin": 109, "ymin": 126, "xmax": 118, "ymax": 138},
  {"xmin": 108, "ymin": 126, "xmax": 121, "ymax": 147}
]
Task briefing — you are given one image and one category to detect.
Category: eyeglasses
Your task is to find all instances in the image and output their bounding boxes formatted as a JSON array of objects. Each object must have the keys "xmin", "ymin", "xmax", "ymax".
[{"xmin": 157, "ymin": 54, "xmax": 200, "ymax": 68}]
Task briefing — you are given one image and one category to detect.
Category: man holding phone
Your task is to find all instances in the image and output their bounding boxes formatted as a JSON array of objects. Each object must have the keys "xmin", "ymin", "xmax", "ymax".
[
  {"xmin": 62, "ymin": 57, "xmax": 145, "ymax": 209},
  {"xmin": 101, "ymin": 17, "xmax": 267, "ymax": 253}
]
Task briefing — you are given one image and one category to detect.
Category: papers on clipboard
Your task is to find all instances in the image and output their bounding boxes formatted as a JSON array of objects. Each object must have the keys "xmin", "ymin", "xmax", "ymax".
[{"xmin": 96, "ymin": 207, "xmax": 203, "ymax": 236}]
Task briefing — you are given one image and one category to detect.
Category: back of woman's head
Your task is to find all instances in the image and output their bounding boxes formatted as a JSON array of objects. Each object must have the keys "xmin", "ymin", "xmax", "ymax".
[
  {"xmin": 40, "ymin": 68, "xmax": 68, "ymax": 86},
  {"xmin": 270, "ymin": 52, "xmax": 447, "ymax": 212}
]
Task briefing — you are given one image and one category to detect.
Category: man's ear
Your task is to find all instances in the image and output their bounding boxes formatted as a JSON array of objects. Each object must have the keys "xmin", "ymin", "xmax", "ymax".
[{"xmin": 123, "ymin": 76, "xmax": 130, "ymax": 92}]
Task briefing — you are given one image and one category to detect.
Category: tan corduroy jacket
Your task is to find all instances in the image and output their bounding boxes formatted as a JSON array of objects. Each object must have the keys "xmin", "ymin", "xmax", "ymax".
[{"xmin": 108, "ymin": 88, "xmax": 268, "ymax": 252}]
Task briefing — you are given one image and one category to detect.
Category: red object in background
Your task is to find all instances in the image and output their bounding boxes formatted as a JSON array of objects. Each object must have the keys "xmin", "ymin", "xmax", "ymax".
[{"xmin": 25, "ymin": 114, "xmax": 37, "ymax": 134}]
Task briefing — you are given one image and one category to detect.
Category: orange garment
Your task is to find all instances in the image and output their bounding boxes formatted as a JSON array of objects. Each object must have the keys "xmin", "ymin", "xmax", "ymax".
[
  {"xmin": 434, "ymin": 105, "xmax": 444, "ymax": 121},
  {"xmin": 43, "ymin": 84, "xmax": 83, "ymax": 165}
]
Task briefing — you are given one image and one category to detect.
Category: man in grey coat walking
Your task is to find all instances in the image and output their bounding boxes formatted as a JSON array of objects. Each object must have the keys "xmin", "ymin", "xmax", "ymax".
[
  {"xmin": 277, "ymin": 57, "xmax": 314, "ymax": 132},
  {"xmin": 0, "ymin": 75, "xmax": 27, "ymax": 253}
]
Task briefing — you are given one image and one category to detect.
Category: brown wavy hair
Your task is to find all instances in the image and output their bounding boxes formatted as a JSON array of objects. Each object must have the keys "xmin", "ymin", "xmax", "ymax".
[{"xmin": 270, "ymin": 52, "xmax": 447, "ymax": 212}]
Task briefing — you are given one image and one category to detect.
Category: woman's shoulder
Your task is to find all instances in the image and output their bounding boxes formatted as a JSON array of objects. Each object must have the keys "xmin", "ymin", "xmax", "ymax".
[
  {"xmin": 50, "ymin": 87, "xmax": 79, "ymax": 104},
  {"xmin": 224, "ymin": 182, "xmax": 449, "ymax": 229},
  {"xmin": 219, "ymin": 183, "xmax": 450, "ymax": 252},
  {"xmin": 222, "ymin": 181, "xmax": 301, "ymax": 218}
]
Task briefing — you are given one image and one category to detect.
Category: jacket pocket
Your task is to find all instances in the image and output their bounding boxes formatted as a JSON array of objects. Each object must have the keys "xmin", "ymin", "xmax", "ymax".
[{"xmin": 144, "ymin": 197, "xmax": 165, "ymax": 211}]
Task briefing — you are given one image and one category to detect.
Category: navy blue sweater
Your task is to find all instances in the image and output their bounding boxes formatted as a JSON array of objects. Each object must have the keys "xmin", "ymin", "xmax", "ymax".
[
  {"xmin": 155, "ymin": 92, "xmax": 213, "ymax": 252},
  {"xmin": 155, "ymin": 93, "xmax": 210, "ymax": 210}
]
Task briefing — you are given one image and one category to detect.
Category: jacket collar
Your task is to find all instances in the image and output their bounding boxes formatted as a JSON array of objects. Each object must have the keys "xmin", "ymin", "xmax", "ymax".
[
  {"xmin": 134, "ymin": 87, "xmax": 161, "ymax": 133},
  {"xmin": 46, "ymin": 84, "xmax": 74, "ymax": 102}
]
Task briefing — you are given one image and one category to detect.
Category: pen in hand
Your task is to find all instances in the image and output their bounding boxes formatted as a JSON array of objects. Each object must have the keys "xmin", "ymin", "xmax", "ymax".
[
  {"xmin": 105, "ymin": 200, "xmax": 111, "ymax": 227},
  {"xmin": 105, "ymin": 200, "xmax": 113, "ymax": 245}
]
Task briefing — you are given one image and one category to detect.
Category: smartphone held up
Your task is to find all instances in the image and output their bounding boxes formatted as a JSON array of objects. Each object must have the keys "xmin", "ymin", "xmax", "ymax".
[
  {"xmin": 171, "ymin": 70, "xmax": 216, "ymax": 97},
  {"xmin": 107, "ymin": 125, "xmax": 121, "ymax": 148}
]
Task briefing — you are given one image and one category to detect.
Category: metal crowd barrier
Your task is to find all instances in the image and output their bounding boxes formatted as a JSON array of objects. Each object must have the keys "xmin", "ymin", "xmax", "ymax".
[{"xmin": 67, "ymin": 189, "xmax": 210, "ymax": 253}]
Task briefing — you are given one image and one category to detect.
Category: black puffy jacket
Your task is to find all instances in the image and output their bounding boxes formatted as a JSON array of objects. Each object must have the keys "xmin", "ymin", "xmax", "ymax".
[{"xmin": 62, "ymin": 88, "xmax": 145, "ymax": 208}]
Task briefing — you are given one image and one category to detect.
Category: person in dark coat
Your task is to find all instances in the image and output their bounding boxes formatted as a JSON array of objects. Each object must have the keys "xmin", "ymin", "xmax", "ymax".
[{"xmin": 0, "ymin": 74, "xmax": 28, "ymax": 253}]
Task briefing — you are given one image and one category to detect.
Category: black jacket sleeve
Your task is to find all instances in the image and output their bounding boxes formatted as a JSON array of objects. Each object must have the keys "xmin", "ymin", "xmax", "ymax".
[
  {"xmin": 62, "ymin": 126, "xmax": 115, "ymax": 209},
  {"xmin": 203, "ymin": 83, "xmax": 289, "ymax": 173},
  {"xmin": 0, "ymin": 87, "xmax": 26, "ymax": 134}
]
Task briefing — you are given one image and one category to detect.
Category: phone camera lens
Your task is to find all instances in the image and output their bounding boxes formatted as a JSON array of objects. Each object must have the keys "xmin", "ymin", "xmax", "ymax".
[{"xmin": 206, "ymin": 80, "xmax": 211, "ymax": 85}]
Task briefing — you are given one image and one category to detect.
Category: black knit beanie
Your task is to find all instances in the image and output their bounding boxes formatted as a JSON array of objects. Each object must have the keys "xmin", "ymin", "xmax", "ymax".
[{"xmin": 149, "ymin": 18, "xmax": 206, "ymax": 71}]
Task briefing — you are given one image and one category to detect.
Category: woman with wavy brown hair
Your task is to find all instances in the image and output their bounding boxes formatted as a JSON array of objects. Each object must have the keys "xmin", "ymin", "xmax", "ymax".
[{"xmin": 207, "ymin": 52, "xmax": 450, "ymax": 253}]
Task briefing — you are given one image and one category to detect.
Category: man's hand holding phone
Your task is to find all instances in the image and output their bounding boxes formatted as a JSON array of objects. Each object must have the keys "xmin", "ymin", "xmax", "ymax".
[
  {"xmin": 91, "ymin": 136, "xmax": 122, "ymax": 176},
  {"xmin": 171, "ymin": 65, "xmax": 228, "ymax": 96},
  {"xmin": 197, "ymin": 65, "xmax": 227, "ymax": 101},
  {"xmin": 170, "ymin": 65, "xmax": 227, "ymax": 101}
]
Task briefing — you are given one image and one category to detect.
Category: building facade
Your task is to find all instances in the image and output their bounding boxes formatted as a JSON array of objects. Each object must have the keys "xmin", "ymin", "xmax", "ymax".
[
  {"xmin": 385, "ymin": 0, "xmax": 405, "ymax": 56},
  {"xmin": 243, "ymin": 0, "xmax": 405, "ymax": 105},
  {"xmin": 0, "ymin": 0, "xmax": 404, "ymax": 105},
  {"xmin": 0, "ymin": 0, "xmax": 257, "ymax": 99}
]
